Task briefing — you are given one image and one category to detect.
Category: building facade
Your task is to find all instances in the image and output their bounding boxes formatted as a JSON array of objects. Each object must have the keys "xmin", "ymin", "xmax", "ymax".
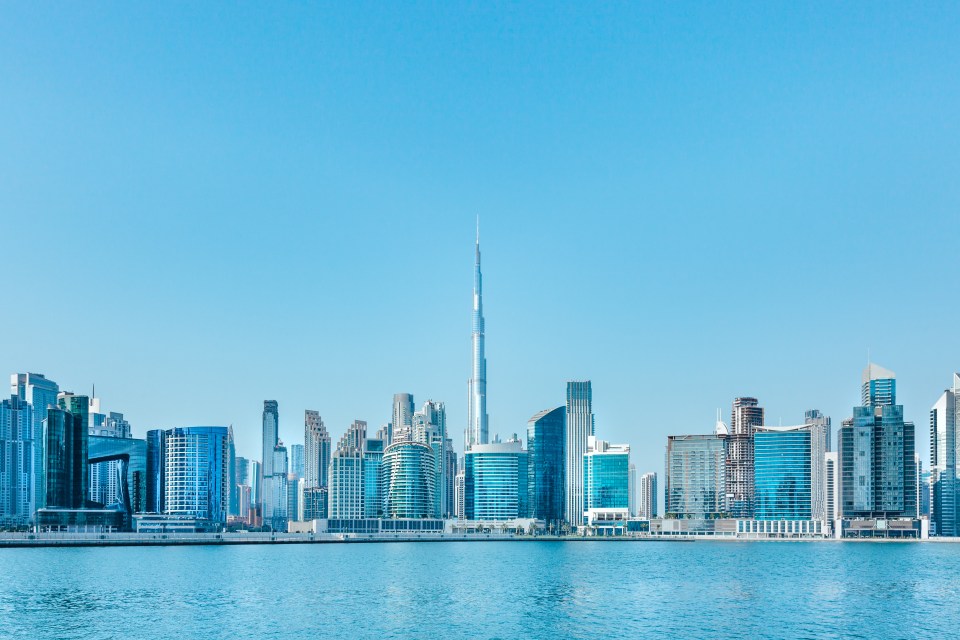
[
  {"xmin": 527, "ymin": 406, "xmax": 565, "ymax": 527},
  {"xmin": 639, "ymin": 471, "xmax": 658, "ymax": 519},
  {"xmin": 839, "ymin": 363, "xmax": 917, "ymax": 519},
  {"xmin": 727, "ymin": 397, "xmax": 763, "ymax": 518},
  {"xmin": 0, "ymin": 395, "xmax": 35, "ymax": 526},
  {"xmin": 583, "ymin": 436, "xmax": 630, "ymax": 526},
  {"xmin": 329, "ymin": 421, "xmax": 366, "ymax": 519},
  {"xmin": 753, "ymin": 425, "xmax": 812, "ymax": 521},
  {"xmin": 665, "ymin": 434, "xmax": 727, "ymax": 518},
  {"xmin": 466, "ymin": 225, "xmax": 489, "ymax": 451},
  {"xmin": 381, "ymin": 441, "xmax": 435, "ymax": 519},
  {"xmin": 465, "ymin": 439, "xmax": 528, "ymax": 521},
  {"xmin": 931, "ymin": 374, "xmax": 960, "ymax": 535},
  {"xmin": 161, "ymin": 426, "xmax": 231, "ymax": 525},
  {"xmin": 304, "ymin": 410, "xmax": 331, "ymax": 490},
  {"xmin": 565, "ymin": 381, "xmax": 593, "ymax": 525}
]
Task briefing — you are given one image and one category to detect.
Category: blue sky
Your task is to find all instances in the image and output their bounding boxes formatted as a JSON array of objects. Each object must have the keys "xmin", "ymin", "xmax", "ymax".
[{"xmin": 2, "ymin": 3, "xmax": 958, "ymax": 476}]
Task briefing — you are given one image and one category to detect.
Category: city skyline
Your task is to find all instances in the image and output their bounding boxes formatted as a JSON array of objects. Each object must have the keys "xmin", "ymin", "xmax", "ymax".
[{"xmin": 2, "ymin": 3, "xmax": 959, "ymax": 478}]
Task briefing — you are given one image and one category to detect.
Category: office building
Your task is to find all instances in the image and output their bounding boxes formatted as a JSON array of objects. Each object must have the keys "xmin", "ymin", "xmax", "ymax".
[
  {"xmin": 0, "ymin": 395, "xmax": 35, "ymax": 526},
  {"xmin": 413, "ymin": 400, "xmax": 454, "ymax": 518},
  {"xmin": 583, "ymin": 436, "xmax": 630, "ymax": 526},
  {"xmin": 88, "ymin": 435, "xmax": 147, "ymax": 529},
  {"xmin": 639, "ymin": 471, "xmax": 658, "ymax": 518},
  {"xmin": 727, "ymin": 397, "xmax": 763, "ymax": 518},
  {"xmin": 804, "ymin": 409, "xmax": 831, "ymax": 522},
  {"xmin": 665, "ymin": 434, "xmax": 727, "ymax": 518},
  {"xmin": 753, "ymin": 425, "xmax": 812, "ymax": 520},
  {"xmin": 268, "ymin": 442, "xmax": 289, "ymax": 530},
  {"xmin": 261, "ymin": 400, "xmax": 278, "ymax": 515},
  {"xmin": 161, "ymin": 426, "xmax": 231, "ymax": 525},
  {"xmin": 11, "ymin": 373, "xmax": 59, "ymax": 516},
  {"xmin": 931, "ymin": 374, "xmax": 960, "ymax": 535},
  {"xmin": 465, "ymin": 438, "xmax": 528, "ymax": 521},
  {"xmin": 382, "ymin": 441, "xmax": 435, "ymax": 519},
  {"xmin": 364, "ymin": 438, "xmax": 384, "ymax": 518},
  {"xmin": 565, "ymin": 380, "xmax": 593, "ymax": 525},
  {"xmin": 466, "ymin": 223, "xmax": 489, "ymax": 450},
  {"xmin": 527, "ymin": 406, "xmax": 565, "ymax": 527},
  {"xmin": 454, "ymin": 467, "xmax": 465, "ymax": 519},
  {"xmin": 838, "ymin": 363, "xmax": 917, "ymax": 519},
  {"xmin": 290, "ymin": 444, "xmax": 304, "ymax": 479},
  {"xmin": 304, "ymin": 410, "xmax": 331, "ymax": 489},
  {"xmin": 628, "ymin": 464, "xmax": 637, "ymax": 517},
  {"xmin": 825, "ymin": 451, "xmax": 839, "ymax": 522},
  {"xmin": 329, "ymin": 421, "xmax": 366, "ymax": 519}
]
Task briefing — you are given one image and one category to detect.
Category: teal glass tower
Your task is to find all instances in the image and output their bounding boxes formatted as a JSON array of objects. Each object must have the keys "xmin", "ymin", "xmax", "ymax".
[
  {"xmin": 753, "ymin": 426, "xmax": 812, "ymax": 520},
  {"xmin": 583, "ymin": 437, "xmax": 630, "ymax": 522},
  {"xmin": 465, "ymin": 440, "xmax": 528, "ymax": 521},
  {"xmin": 381, "ymin": 441, "xmax": 435, "ymax": 519}
]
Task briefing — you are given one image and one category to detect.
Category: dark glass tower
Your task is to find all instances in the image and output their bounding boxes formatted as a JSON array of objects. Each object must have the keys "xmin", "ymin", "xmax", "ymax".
[
  {"xmin": 40, "ymin": 393, "xmax": 89, "ymax": 509},
  {"xmin": 527, "ymin": 406, "xmax": 565, "ymax": 528}
]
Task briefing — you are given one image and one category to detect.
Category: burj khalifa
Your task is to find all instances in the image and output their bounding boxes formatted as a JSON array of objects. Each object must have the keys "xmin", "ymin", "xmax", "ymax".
[{"xmin": 466, "ymin": 221, "xmax": 488, "ymax": 450}]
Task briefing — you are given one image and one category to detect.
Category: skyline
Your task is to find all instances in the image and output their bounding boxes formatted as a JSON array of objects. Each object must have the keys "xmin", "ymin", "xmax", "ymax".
[{"xmin": 2, "ymin": 3, "xmax": 959, "ymax": 475}]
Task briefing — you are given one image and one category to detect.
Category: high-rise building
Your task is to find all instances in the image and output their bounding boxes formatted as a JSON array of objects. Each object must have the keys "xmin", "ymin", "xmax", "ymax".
[
  {"xmin": 329, "ymin": 421, "xmax": 366, "ymax": 519},
  {"xmin": 160, "ymin": 426, "xmax": 232, "ymax": 525},
  {"xmin": 454, "ymin": 466, "xmax": 465, "ymax": 519},
  {"xmin": 262, "ymin": 400, "xmax": 279, "ymax": 477},
  {"xmin": 564, "ymin": 381, "xmax": 593, "ymax": 525},
  {"xmin": 639, "ymin": 471, "xmax": 658, "ymax": 519},
  {"xmin": 38, "ymin": 393, "xmax": 90, "ymax": 511},
  {"xmin": 88, "ymin": 434, "xmax": 147, "ymax": 529},
  {"xmin": 825, "ymin": 451, "xmax": 840, "ymax": 522},
  {"xmin": 381, "ymin": 441, "xmax": 435, "ymax": 519},
  {"xmin": 11, "ymin": 373, "xmax": 59, "ymax": 515},
  {"xmin": 466, "ymin": 223, "xmax": 488, "ymax": 450},
  {"xmin": 583, "ymin": 436, "xmax": 630, "ymax": 526},
  {"xmin": 413, "ymin": 400, "xmax": 453, "ymax": 518},
  {"xmin": 146, "ymin": 429, "xmax": 166, "ymax": 513},
  {"xmin": 838, "ymin": 363, "xmax": 917, "ymax": 519},
  {"xmin": 753, "ymin": 425, "xmax": 813, "ymax": 520},
  {"xmin": 628, "ymin": 464, "xmax": 637, "ymax": 517},
  {"xmin": 527, "ymin": 406, "xmax": 565, "ymax": 527},
  {"xmin": 0, "ymin": 395, "xmax": 35, "ymax": 526},
  {"xmin": 290, "ymin": 444, "xmax": 304, "ymax": 479},
  {"xmin": 727, "ymin": 397, "xmax": 763, "ymax": 518},
  {"xmin": 804, "ymin": 409, "xmax": 831, "ymax": 523},
  {"xmin": 930, "ymin": 373, "xmax": 960, "ymax": 536},
  {"xmin": 363, "ymin": 438, "xmax": 384, "ymax": 518},
  {"xmin": 392, "ymin": 393, "xmax": 414, "ymax": 444},
  {"xmin": 465, "ymin": 439, "xmax": 528, "ymax": 521},
  {"xmin": 268, "ymin": 442, "xmax": 289, "ymax": 530},
  {"xmin": 304, "ymin": 410, "xmax": 331, "ymax": 489},
  {"xmin": 665, "ymin": 434, "xmax": 727, "ymax": 518}
]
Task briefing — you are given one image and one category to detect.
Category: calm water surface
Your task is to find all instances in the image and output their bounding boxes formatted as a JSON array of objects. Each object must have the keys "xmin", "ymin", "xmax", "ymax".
[{"xmin": 1, "ymin": 541, "xmax": 958, "ymax": 639}]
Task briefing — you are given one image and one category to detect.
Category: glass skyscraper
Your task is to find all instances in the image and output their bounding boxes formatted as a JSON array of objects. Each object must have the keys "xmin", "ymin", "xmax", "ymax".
[
  {"xmin": 161, "ymin": 426, "xmax": 231, "ymax": 525},
  {"xmin": 382, "ymin": 441, "xmax": 434, "ymax": 519},
  {"xmin": 527, "ymin": 406, "xmax": 565, "ymax": 527},
  {"xmin": 930, "ymin": 373, "xmax": 960, "ymax": 535},
  {"xmin": 364, "ymin": 438, "xmax": 384, "ymax": 518},
  {"xmin": 0, "ymin": 395, "xmax": 35, "ymax": 526},
  {"xmin": 839, "ymin": 363, "xmax": 917, "ymax": 518},
  {"xmin": 753, "ymin": 426, "xmax": 812, "ymax": 520},
  {"xmin": 465, "ymin": 439, "xmax": 528, "ymax": 521},
  {"xmin": 466, "ymin": 223, "xmax": 489, "ymax": 450},
  {"xmin": 665, "ymin": 434, "xmax": 727, "ymax": 518},
  {"xmin": 304, "ymin": 410, "xmax": 331, "ymax": 490},
  {"xmin": 565, "ymin": 381, "xmax": 593, "ymax": 525}
]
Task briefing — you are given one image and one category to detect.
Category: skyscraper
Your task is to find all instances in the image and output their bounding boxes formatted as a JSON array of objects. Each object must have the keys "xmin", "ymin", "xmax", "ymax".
[
  {"xmin": 161, "ymin": 426, "xmax": 232, "ymax": 525},
  {"xmin": 381, "ymin": 441, "xmax": 435, "ymax": 519},
  {"xmin": 261, "ymin": 399, "xmax": 279, "ymax": 481},
  {"xmin": 804, "ymin": 409, "xmax": 831, "ymax": 523},
  {"xmin": 363, "ymin": 438, "xmax": 384, "ymax": 518},
  {"xmin": 392, "ymin": 393, "xmax": 414, "ymax": 444},
  {"xmin": 270, "ymin": 442, "xmax": 289, "ymax": 530},
  {"xmin": 465, "ymin": 439, "xmax": 527, "ymax": 521},
  {"xmin": 727, "ymin": 397, "xmax": 763, "ymax": 518},
  {"xmin": 304, "ymin": 410, "xmax": 331, "ymax": 489},
  {"xmin": 290, "ymin": 444, "xmax": 304, "ymax": 479},
  {"xmin": 838, "ymin": 363, "xmax": 917, "ymax": 519},
  {"xmin": 11, "ymin": 373, "xmax": 59, "ymax": 518},
  {"xmin": 639, "ymin": 471, "xmax": 658, "ymax": 519},
  {"xmin": 413, "ymin": 400, "xmax": 453, "ymax": 517},
  {"xmin": 466, "ymin": 223, "xmax": 488, "ymax": 450},
  {"xmin": 565, "ymin": 381, "xmax": 593, "ymax": 526},
  {"xmin": 527, "ymin": 406, "xmax": 565, "ymax": 527},
  {"xmin": 825, "ymin": 451, "xmax": 839, "ymax": 523},
  {"xmin": 753, "ymin": 425, "xmax": 813, "ymax": 521},
  {"xmin": 329, "ymin": 421, "xmax": 366, "ymax": 519},
  {"xmin": 39, "ymin": 393, "xmax": 90, "ymax": 511},
  {"xmin": 930, "ymin": 373, "xmax": 960, "ymax": 536},
  {"xmin": 0, "ymin": 395, "xmax": 35, "ymax": 526},
  {"xmin": 665, "ymin": 434, "xmax": 727, "ymax": 519}
]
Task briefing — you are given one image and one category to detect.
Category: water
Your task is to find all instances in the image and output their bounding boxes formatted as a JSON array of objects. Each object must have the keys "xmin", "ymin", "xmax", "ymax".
[{"xmin": 1, "ymin": 540, "xmax": 958, "ymax": 639}]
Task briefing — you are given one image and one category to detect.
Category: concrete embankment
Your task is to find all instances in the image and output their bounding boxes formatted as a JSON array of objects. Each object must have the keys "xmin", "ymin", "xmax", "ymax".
[{"xmin": 0, "ymin": 532, "xmax": 696, "ymax": 548}]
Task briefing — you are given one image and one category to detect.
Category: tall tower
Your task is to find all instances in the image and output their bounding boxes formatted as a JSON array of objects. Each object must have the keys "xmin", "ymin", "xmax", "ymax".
[
  {"xmin": 466, "ymin": 220, "xmax": 488, "ymax": 450},
  {"xmin": 564, "ymin": 380, "xmax": 593, "ymax": 526},
  {"xmin": 727, "ymin": 397, "xmax": 763, "ymax": 518}
]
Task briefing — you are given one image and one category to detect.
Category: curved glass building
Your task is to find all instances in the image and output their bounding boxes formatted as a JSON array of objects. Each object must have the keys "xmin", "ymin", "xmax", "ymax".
[
  {"xmin": 527, "ymin": 406, "xmax": 565, "ymax": 526},
  {"xmin": 161, "ymin": 426, "xmax": 231, "ymax": 524},
  {"xmin": 381, "ymin": 441, "xmax": 435, "ymax": 519},
  {"xmin": 754, "ymin": 425, "xmax": 812, "ymax": 521}
]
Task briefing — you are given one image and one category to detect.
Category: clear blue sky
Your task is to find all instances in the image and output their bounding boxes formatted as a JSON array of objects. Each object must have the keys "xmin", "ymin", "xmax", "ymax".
[{"xmin": 2, "ymin": 3, "xmax": 958, "ymax": 476}]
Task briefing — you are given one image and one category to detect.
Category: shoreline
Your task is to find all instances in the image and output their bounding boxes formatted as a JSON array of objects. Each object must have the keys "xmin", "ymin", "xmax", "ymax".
[{"xmin": 0, "ymin": 533, "xmax": 951, "ymax": 548}]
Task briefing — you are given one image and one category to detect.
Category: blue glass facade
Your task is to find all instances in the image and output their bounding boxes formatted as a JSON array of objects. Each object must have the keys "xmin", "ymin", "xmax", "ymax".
[
  {"xmin": 364, "ymin": 439, "xmax": 384, "ymax": 518},
  {"xmin": 527, "ymin": 406, "xmax": 565, "ymax": 527},
  {"xmin": 381, "ymin": 441, "xmax": 434, "ymax": 519},
  {"xmin": 465, "ymin": 441, "xmax": 528, "ymax": 521},
  {"xmin": 665, "ymin": 434, "xmax": 727, "ymax": 518},
  {"xmin": 161, "ymin": 426, "xmax": 231, "ymax": 524},
  {"xmin": 754, "ymin": 427, "xmax": 812, "ymax": 520},
  {"xmin": 583, "ymin": 438, "xmax": 630, "ymax": 524}
]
